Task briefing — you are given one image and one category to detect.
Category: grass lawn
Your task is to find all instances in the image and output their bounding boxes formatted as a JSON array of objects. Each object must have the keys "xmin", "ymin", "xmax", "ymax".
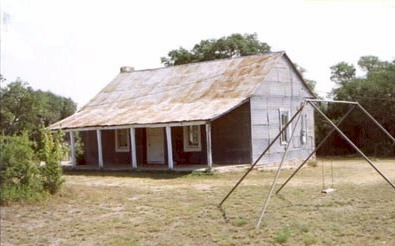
[{"xmin": 1, "ymin": 158, "xmax": 395, "ymax": 246}]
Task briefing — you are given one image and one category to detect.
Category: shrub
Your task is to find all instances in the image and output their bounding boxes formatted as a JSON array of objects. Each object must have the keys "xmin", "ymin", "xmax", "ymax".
[
  {"xmin": 275, "ymin": 227, "xmax": 292, "ymax": 244},
  {"xmin": 0, "ymin": 132, "xmax": 44, "ymax": 203},
  {"xmin": 0, "ymin": 129, "xmax": 68, "ymax": 204},
  {"xmin": 39, "ymin": 129, "xmax": 66, "ymax": 194},
  {"xmin": 0, "ymin": 183, "xmax": 46, "ymax": 203}
]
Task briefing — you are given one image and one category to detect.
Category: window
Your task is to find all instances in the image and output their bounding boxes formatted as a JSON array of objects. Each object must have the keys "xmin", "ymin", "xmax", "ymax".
[
  {"xmin": 183, "ymin": 125, "xmax": 202, "ymax": 152},
  {"xmin": 301, "ymin": 114, "xmax": 307, "ymax": 145},
  {"xmin": 279, "ymin": 109, "xmax": 290, "ymax": 145},
  {"xmin": 115, "ymin": 129, "xmax": 129, "ymax": 152}
]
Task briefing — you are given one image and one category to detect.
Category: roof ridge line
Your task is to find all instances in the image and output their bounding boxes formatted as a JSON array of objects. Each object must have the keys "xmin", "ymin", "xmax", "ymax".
[{"xmin": 128, "ymin": 51, "xmax": 285, "ymax": 73}]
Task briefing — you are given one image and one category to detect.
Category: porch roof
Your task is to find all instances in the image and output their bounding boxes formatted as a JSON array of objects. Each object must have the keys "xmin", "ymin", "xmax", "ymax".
[{"xmin": 51, "ymin": 52, "xmax": 287, "ymax": 130}]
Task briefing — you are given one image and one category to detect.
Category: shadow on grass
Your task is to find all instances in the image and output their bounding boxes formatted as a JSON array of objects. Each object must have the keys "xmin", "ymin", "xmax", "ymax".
[{"xmin": 63, "ymin": 169, "xmax": 191, "ymax": 180}]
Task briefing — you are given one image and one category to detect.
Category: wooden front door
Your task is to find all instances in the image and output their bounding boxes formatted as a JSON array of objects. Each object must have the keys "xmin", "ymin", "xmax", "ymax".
[{"xmin": 146, "ymin": 128, "xmax": 165, "ymax": 164}]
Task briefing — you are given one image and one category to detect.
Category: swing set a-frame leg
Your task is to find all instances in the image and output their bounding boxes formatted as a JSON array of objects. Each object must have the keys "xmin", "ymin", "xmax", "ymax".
[
  {"xmin": 218, "ymin": 104, "xmax": 306, "ymax": 208},
  {"xmin": 256, "ymin": 103, "xmax": 305, "ymax": 228},
  {"xmin": 357, "ymin": 103, "xmax": 395, "ymax": 144},
  {"xmin": 276, "ymin": 104, "xmax": 356, "ymax": 195},
  {"xmin": 309, "ymin": 101, "xmax": 395, "ymax": 190},
  {"xmin": 219, "ymin": 98, "xmax": 395, "ymax": 229},
  {"xmin": 277, "ymin": 102, "xmax": 395, "ymax": 194}
]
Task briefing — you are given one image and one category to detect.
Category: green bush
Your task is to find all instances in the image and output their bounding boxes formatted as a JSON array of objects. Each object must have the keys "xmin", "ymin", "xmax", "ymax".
[
  {"xmin": 0, "ymin": 183, "xmax": 46, "ymax": 203},
  {"xmin": 0, "ymin": 129, "xmax": 67, "ymax": 204},
  {"xmin": 39, "ymin": 129, "xmax": 66, "ymax": 194},
  {"xmin": 0, "ymin": 132, "xmax": 44, "ymax": 203}
]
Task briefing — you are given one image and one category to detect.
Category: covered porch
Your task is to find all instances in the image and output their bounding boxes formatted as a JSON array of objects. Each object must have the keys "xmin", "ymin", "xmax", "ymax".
[{"xmin": 66, "ymin": 121, "xmax": 213, "ymax": 171}]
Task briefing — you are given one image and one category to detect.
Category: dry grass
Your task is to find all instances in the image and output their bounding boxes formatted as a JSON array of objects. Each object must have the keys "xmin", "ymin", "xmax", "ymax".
[{"xmin": 1, "ymin": 158, "xmax": 395, "ymax": 246}]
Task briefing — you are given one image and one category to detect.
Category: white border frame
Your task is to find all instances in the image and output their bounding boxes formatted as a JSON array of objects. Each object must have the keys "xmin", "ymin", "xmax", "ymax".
[
  {"xmin": 183, "ymin": 125, "xmax": 202, "ymax": 152},
  {"xmin": 279, "ymin": 108, "xmax": 291, "ymax": 145},
  {"xmin": 301, "ymin": 114, "xmax": 308, "ymax": 145},
  {"xmin": 146, "ymin": 127, "xmax": 166, "ymax": 164},
  {"xmin": 115, "ymin": 129, "xmax": 130, "ymax": 152}
]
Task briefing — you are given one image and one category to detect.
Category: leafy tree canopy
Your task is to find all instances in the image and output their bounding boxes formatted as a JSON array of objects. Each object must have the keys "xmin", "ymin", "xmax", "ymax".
[
  {"xmin": 330, "ymin": 62, "xmax": 356, "ymax": 85},
  {"xmin": 0, "ymin": 79, "xmax": 77, "ymax": 136},
  {"xmin": 358, "ymin": 55, "xmax": 389, "ymax": 73},
  {"xmin": 319, "ymin": 56, "xmax": 395, "ymax": 156},
  {"xmin": 161, "ymin": 33, "xmax": 271, "ymax": 66}
]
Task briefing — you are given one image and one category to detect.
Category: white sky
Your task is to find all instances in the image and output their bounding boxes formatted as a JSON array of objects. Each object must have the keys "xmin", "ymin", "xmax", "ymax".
[{"xmin": 1, "ymin": 0, "xmax": 395, "ymax": 107}]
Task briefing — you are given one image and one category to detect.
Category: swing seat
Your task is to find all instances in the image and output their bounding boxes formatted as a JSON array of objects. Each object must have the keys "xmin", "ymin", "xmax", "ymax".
[{"xmin": 321, "ymin": 188, "xmax": 336, "ymax": 194}]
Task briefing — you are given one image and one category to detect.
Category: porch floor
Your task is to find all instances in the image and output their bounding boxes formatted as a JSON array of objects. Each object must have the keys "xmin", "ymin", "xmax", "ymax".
[{"xmin": 61, "ymin": 161, "xmax": 252, "ymax": 173}]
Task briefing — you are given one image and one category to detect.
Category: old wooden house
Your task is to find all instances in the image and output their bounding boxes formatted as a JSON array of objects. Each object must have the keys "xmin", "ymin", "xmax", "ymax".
[{"xmin": 50, "ymin": 51, "xmax": 315, "ymax": 170}]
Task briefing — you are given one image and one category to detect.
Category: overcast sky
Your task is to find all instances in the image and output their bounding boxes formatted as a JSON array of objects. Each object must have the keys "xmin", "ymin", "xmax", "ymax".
[{"xmin": 1, "ymin": 0, "xmax": 395, "ymax": 107}]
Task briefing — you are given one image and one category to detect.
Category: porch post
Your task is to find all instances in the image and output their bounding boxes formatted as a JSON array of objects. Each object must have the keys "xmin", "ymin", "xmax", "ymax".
[
  {"xmin": 130, "ymin": 128, "xmax": 137, "ymax": 169},
  {"xmin": 206, "ymin": 123, "xmax": 213, "ymax": 169},
  {"xmin": 96, "ymin": 129, "xmax": 103, "ymax": 169},
  {"xmin": 165, "ymin": 126, "xmax": 174, "ymax": 170},
  {"xmin": 70, "ymin": 131, "xmax": 76, "ymax": 169}
]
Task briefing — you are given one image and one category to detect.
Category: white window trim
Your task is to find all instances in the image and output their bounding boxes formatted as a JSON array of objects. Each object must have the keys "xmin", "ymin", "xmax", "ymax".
[
  {"xmin": 183, "ymin": 126, "xmax": 202, "ymax": 152},
  {"xmin": 279, "ymin": 109, "xmax": 291, "ymax": 145},
  {"xmin": 115, "ymin": 129, "xmax": 130, "ymax": 152},
  {"xmin": 301, "ymin": 114, "xmax": 308, "ymax": 145}
]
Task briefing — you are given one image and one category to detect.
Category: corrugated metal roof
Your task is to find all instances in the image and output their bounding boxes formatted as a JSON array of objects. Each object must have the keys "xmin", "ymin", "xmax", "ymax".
[{"xmin": 51, "ymin": 52, "xmax": 285, "ymax": 130}]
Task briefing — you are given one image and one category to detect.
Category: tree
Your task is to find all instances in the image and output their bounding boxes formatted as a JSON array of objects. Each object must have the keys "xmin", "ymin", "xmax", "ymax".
[
  {"xmin": 39, "ymin": 129, "xmax": 66, "ymax": 194},
  {"xmin": 0, "ymin": 80, "xmax": 38, "ymax": 135},
  {"xmin": 318, "ymin": 57, "xmax": 395, "ymax": 156},
  {"xmin": 330, "ymin": 62, "xmax": 356, "ymax": 85},
  {"xmin": 34, "ymin": 90, "xmax": 77, "ymax": 126},
  {"xmin": 161, "ymin": 33, "xmax": 271, "ymax": 66},
  {"xmin": 294, "ymin": 63, "xmax": 318, "ymax": 96},
  {"xmin": 0, "ymin": 79, "xmax": 77, "ymax": 136},
  {"xmin": 357, "ymin": 55, "xmax": 388, "ymax": 73}
]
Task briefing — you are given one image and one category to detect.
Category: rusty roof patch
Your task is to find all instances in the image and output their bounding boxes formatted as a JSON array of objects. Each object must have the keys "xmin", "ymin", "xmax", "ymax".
[{"xmin": 50, "ymin": 52, "xmax": 285, "ymax": 130}]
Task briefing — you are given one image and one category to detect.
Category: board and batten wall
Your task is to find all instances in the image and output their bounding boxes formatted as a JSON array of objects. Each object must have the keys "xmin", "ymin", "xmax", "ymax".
[
  {"xmin": 211, "ymin": 101, "xmax": 252, "ymax": 164},
  {"xmin": 250, "ymin": 56, "xmax": 315, "ymax": 165}
]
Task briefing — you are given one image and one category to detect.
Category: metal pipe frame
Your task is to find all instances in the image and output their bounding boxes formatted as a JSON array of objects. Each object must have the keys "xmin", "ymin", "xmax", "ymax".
[
  {"xmin": 275, "ymin": 104, "xmax": 356, "ymax": 194},
  {"xmin": 218, "ymin": 97, "xmax": 395, "ymax": 227},
  {"xmin": 256, "ymin": 105, "xmax": 305, "ymax": 228},
  {"xmin": 305, "ymin": 99, "xmax": 359, "ymax": 105},
  {"xmin": 309, "ymin": 101, "xmax": 395, "ymax": 190},
  {"xmin": 218, "ymin": 103, "xmax": 306, "ymax": 208}
]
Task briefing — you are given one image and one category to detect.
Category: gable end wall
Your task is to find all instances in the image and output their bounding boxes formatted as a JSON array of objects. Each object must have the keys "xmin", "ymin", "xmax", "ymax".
[{"xmin": 250, "ymin": 56, "xmax": 315, "ymax": 165}]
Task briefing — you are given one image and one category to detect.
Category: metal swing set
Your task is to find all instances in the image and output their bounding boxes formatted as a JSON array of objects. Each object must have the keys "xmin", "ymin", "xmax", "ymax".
[{"xmin": 218, "ymin": 99, "xmax": 395, "ymax": 228}]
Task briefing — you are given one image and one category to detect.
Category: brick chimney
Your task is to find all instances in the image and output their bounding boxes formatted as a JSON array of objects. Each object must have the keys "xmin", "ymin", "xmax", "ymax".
[{"xmin": 120, "ymin": 66, "xmax": 134, "ymax": 73}]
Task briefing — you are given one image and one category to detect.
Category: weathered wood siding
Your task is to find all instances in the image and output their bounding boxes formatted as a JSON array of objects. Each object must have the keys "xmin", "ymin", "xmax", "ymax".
[
  {"xmin": 81, "ymin": 127, "xmax": 209, "ymax": 166},
  {"xmin": 81, "ymin": 131, "xmax": 98, "ymax": 164},
  {"xmin": 211, "ymin": 102, "xmax": 252, "ymax": 164},
  {"xmin": 171, "ymin": 125, "xmax": 208, "ymax": 165},
  {"xmin": 81, "ymin": 130, "xmax": 132, "ymax": 165},
  {"xmin": 250, "ymin": 56, "xmax": 315, "ymax": 164},
  {"xmin": 101, "ymin": 130, "xmax": 131, "ymax": 164}
]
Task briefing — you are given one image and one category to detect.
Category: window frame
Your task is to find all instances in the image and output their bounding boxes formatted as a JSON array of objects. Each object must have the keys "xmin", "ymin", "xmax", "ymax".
[
  {"xmin": 301, "ymin": 114, "xmax": 308, "ymax": 145},
  {"xmin": 115, "ymin": 129, "xmax": 130, "ymax": 152},
  {"xmin": 183, "ymin": 125, "xmax": 202, "ymax": 152},
  {"xmin": 279, "ymin": 109, "xmax": 291, "ymax": 145}
]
